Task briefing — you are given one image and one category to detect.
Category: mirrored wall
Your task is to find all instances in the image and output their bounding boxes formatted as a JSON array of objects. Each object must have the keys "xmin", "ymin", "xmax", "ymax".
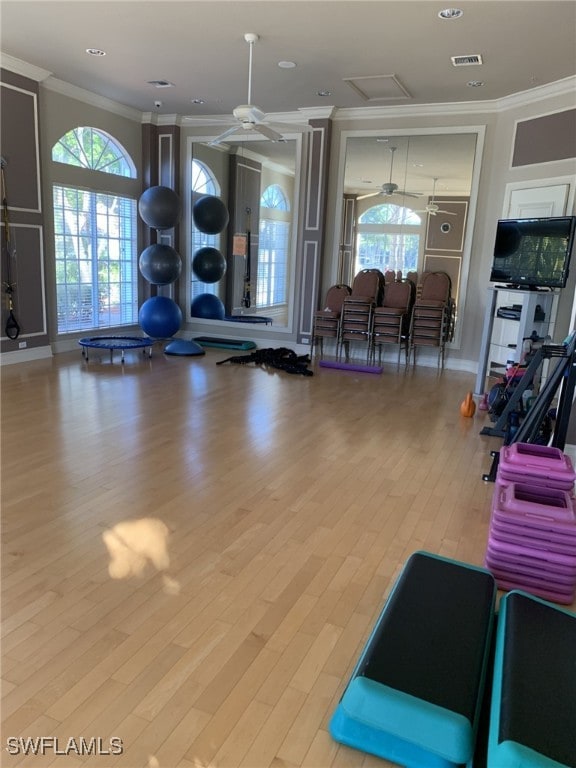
[
  {"xmin": 337, "ymin": 129, "xmax": 482, "ymax": 342},
  {"xmin": 186, "ymin": 134, "xmax": 301, "ymax": 333}
]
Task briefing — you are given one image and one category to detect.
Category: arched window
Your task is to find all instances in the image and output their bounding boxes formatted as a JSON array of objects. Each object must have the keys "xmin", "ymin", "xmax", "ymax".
[
  {"xmin": 191, "ymin": 159, "xmax": 221, "ymax": 301},
  {"xmin": 52, "ymin": 127, "xmax": 136, "ymax": 177},
  {"xmin": 258, "ymin": 184, "xmax": 290, "ymax": 308},
  {"xmin": 356, "ymin": 202, "xmax": 423, "ymax": 276},
  {"xmin": 51, "ymin": 127, "xmax": 138, "ymax": 334}
]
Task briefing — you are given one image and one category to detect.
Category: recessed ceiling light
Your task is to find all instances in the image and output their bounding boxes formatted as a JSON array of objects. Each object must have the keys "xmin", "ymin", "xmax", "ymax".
[
  {"xmin": 191, "ymin": 98, "xmax": 205, "ymax": 104},
  {"xmin": 376, "ymin": 138, "xmax": 389, "ymax": 143},
  {"xmin": 86, "ymin": 48, "xmax": 106, "ymax": 57},
  {"xmin": 467, "ymin": 80, "xmax": 485, "ymax": 87},
  {"xmin": 438, "ymin": 8, "xmax": 464, "ymax": 19},
  {"xmin": 278, "ymin": 61, "xmax": 296, "ymax": 69},
  {"xmin": 317, "ymin": 90, "xmax": 332, "ymax": 97}
]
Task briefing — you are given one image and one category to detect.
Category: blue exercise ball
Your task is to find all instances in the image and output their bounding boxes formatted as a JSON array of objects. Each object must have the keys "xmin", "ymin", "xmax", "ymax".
[
  {"xmin": 139, "ymin": 244, "xmax": 182, "ymax": 285},
  {"xmin": 139, "ymin": 296, "xmax": 182, "ymax": 338},
  {"xmin": 192, "ymin": 195, "xmax": 229, "ymax": 235},
  {"xmin": 190, "ymin": 293, "xmax": 226, "ymax": 320},
  {"xmin": 192, "ymin": 247, "xmax": 226, "ymax": 283},
  {"xmin": 138, "ymin": 186, "xmax": 181, "ymax": 231}
]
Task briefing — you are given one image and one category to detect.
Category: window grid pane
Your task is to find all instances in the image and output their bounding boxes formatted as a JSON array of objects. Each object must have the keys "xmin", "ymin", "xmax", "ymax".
[
  {"xmin": 54, "ymin": 185, "xmax": 137, "ymax": 334},
  {"xmin": 257, "ymin": 220, "xmax": 289, "ymax": 307}
]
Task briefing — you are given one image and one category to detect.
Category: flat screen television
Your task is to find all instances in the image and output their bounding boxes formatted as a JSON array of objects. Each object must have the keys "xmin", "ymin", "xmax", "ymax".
[{"xmin": 490, "ymin": 215, "xmax": 576, "ymax": 289}]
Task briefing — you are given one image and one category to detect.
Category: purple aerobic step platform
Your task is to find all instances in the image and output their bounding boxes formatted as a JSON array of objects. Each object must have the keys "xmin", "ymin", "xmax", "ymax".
[
  {"xmin": 485, "ymin": 566, "xmax": 576, "ymax": 604},
  {"xmin": 489, "ymin": 517, "xmax": 576, "ymax": 555},
  {"xmin": 486, "ymin": 536, "xmax": 576, "ymax": 575},
  {"xmin": 497, "ymin": 443, "xmax": 576, "ymax": 491},
  {"xmin": 491, "ymin": 480, "xmax": 576, "ymax": 538},
  {"xmin": 485, "ymin": 545, "xmax": 576, "ymax": 586}
]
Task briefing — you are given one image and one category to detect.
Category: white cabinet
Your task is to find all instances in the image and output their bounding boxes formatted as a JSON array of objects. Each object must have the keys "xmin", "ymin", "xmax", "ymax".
[{"xmin": 475, "ymin": 287, "xmax": 558, "ymax": 394}]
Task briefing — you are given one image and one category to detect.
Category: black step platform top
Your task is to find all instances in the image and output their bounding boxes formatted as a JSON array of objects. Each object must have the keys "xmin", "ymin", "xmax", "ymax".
[
  {"xmin": 358, "ymin": 552, "xmax": 495, "ymax": 722},
  {"xmin": 499, "ymin": 592, "xmax": 576, "ymax": 767}
]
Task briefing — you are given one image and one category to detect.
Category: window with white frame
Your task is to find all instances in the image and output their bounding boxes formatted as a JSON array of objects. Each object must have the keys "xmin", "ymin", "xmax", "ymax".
[
  {"xmin": 190, "ymin": 159, "xmax": 221, "ymax": 301},
  {"xmin": 258, "ymin": 184, "xmax": 290, "ymax": 307},
  {"xmin": 356, "ymin": 203, "xmax": 422, "ymax": 276},
  {"xmin": 52, "ymin": 128, "xmax": 138, "ymax": 334}
]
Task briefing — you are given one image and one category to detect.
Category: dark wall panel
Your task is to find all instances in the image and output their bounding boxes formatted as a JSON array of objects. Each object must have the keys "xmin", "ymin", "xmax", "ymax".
[{"xmin": 512, "ymin": 109, "xmax": 576, "ymax": 167}]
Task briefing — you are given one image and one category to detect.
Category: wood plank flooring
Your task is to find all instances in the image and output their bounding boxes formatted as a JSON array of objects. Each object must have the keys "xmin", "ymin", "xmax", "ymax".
[{"xmin": 2, "ymin": 347, "xmax": 572, "ymax": 767}]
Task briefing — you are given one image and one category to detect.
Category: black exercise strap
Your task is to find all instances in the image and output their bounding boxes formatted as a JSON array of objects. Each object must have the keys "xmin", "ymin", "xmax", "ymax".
[{"xmin": 1, "ymin": 160, "xmax": 20, "ymax": 340}]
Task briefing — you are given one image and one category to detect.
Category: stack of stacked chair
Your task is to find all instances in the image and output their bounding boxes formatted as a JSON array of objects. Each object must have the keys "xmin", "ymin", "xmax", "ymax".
[
  {"xmin": 371, "ymin": 278, "xmax": 416, "ymax": 369},
  {"xmin": 485, "ymin": 441, "xmax": 576, "ymax": 604},
  {"xmin": 312, "ymin": 283, "xmax": 351, "ymax": 358},
  {"xmin": 339, "ymin": 268, "xmax": 385, "ymax": 363},
  {"xmin": 408, "ymin": 271, "xmax": 455, "ymax": 368}
]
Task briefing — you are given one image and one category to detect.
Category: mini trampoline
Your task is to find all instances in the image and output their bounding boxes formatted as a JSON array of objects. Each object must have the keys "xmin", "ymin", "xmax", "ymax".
[{"xmin": 79, "ymin": 336, "xmax": 155, "ymax": 363}]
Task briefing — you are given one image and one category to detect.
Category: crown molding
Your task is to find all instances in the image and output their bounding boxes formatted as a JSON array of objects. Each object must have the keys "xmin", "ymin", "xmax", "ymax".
[
  {"xmin": 0, "ymin": 52, "xmax": 52, "ymax": 82},
  {"xmin": 332, "ymin": 76, "xmax": 576, "ymax": 122},
  {"xmin": 41, "ymin": 76, "xmax": 142, "ymax": 122}
]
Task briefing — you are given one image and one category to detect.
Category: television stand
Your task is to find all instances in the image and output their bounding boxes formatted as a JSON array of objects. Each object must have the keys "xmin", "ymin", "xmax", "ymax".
[{"xmin": 475, "ymin": 287, "xmax": 557, "ymax": 395}]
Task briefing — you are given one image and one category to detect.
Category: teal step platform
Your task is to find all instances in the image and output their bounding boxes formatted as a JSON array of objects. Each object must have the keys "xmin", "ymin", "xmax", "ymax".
[
  {"xmin": 329, "ymin": 551, "xmax": 496, "ymax": 768},
  {"xmin": 194, "ymin": 337, "xmax": 256, "ymax": 350},
  {"xmin": 488, "ymin": 591, "xmax": 576, "ymax": 768}
]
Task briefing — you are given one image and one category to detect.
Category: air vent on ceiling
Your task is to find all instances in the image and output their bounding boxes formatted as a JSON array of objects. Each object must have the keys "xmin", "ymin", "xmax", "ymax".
[{"xmin": 451, "ymin": 54, "xmax": 483, "ymax": 66}]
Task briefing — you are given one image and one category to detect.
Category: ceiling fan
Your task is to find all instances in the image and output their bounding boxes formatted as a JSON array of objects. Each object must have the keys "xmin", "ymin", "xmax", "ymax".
[
  {"xmin": 357, "ymin": 146, "xmax": 422, "ymax": 200},
  {"xmin": 414, "ymin": 178, "xmax": 457, "ymax": 216},
  {"xmin": 194, "ymin": 33, "xmax": 298, "ymax": 145}
]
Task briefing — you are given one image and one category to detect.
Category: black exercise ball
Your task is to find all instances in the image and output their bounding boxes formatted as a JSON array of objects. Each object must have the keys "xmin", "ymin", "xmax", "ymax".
[
  {"xmin": 138, "ymin": 186, "xmax": 181, "ymax": 231},
  {"xmin": 192, "ymin": 195, "xmax": 229, "ymax": 234},
  {"xmin": 192, "ymin": 247, "xmax": 226, "ymax": 283},
  {"xmin": 139, "ymin": 244, "xmax": 182, "ymax": 285}
]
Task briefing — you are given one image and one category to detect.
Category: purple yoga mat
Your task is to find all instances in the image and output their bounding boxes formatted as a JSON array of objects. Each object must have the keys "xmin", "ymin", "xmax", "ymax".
[{"xmin": 319, "ymin": 360, "xmax": 383, "ymax": 374}]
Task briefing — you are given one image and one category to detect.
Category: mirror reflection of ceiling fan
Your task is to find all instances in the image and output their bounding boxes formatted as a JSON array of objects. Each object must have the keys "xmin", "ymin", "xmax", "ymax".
[
  {"xmin": 357, "ymin": 146, "xmax": 422, "ymax": 200},
  {"xmin": 414, "ymin": 178, "xmax": 457, "ymax": 216},
  {"xmin": 186, "ymin": 33, "xmax": 305, "ymax": 145}
]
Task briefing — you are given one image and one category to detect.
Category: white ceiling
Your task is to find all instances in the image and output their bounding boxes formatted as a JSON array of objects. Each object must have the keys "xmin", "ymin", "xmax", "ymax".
[
  {"xmin": 2, "ymin": 1, "xmax": 575, "ymax": 198},
  {"xmin": 2, "ymin": 0, "xmax": 575, "ymax": 116}
]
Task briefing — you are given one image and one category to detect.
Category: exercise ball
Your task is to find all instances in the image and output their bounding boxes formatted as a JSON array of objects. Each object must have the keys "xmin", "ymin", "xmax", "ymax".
[
  {"xmin": 190, "ymin": 293, "xmax": 226, "ymax": 320},
  {"xmin": 139, "ymin": 296, "xmax": 182, "ymax": 338},
  {"xmin": 139, "ymin": 244, "xmax": 182, "ymax": 285},
  {"xmin": 138, "ymin": 186, "xmax": 181, "ymax": 231},
  {"xmin": 192, "ymin": 195, "xmax": 229, "ymax": 234},
  {"xmin": 192, "ymin": 246, "xmax": 226, "ymax": 283}
]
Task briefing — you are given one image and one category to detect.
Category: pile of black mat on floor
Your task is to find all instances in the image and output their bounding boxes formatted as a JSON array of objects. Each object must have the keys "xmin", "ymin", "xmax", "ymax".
[{"xmin": 216, "ymin": 347, "xmax": 313, "ymax": 376}]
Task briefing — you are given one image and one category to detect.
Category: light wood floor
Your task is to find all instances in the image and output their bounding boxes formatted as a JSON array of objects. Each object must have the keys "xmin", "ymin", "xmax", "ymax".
[{"xmin": 2, "ymin": 347, "xmax": 572, "ymax": 768}]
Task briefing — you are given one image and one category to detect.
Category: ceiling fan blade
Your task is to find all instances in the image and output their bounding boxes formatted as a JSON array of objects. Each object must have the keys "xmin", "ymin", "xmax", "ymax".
[
  {"xmin": 396, "ymin": 191, "xmax": 422, "ymax": 199},
  {"xmin": 435, "ymin": 209, "xmax": 458, "ymax": 216},
  {"xmin": 253, "ymin": 124, "xmax": 285, "ymax": 142},
  {"xmin": 209, "ymin": 126, "xmax": 245, "ymax": 145},
  {"xmin": 357, "ymin": 191, "xmax": 380, "ymax": 200},
  {"xmin": 263, "ymin": 120, "xmax": 313, "ymax": 133}
]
